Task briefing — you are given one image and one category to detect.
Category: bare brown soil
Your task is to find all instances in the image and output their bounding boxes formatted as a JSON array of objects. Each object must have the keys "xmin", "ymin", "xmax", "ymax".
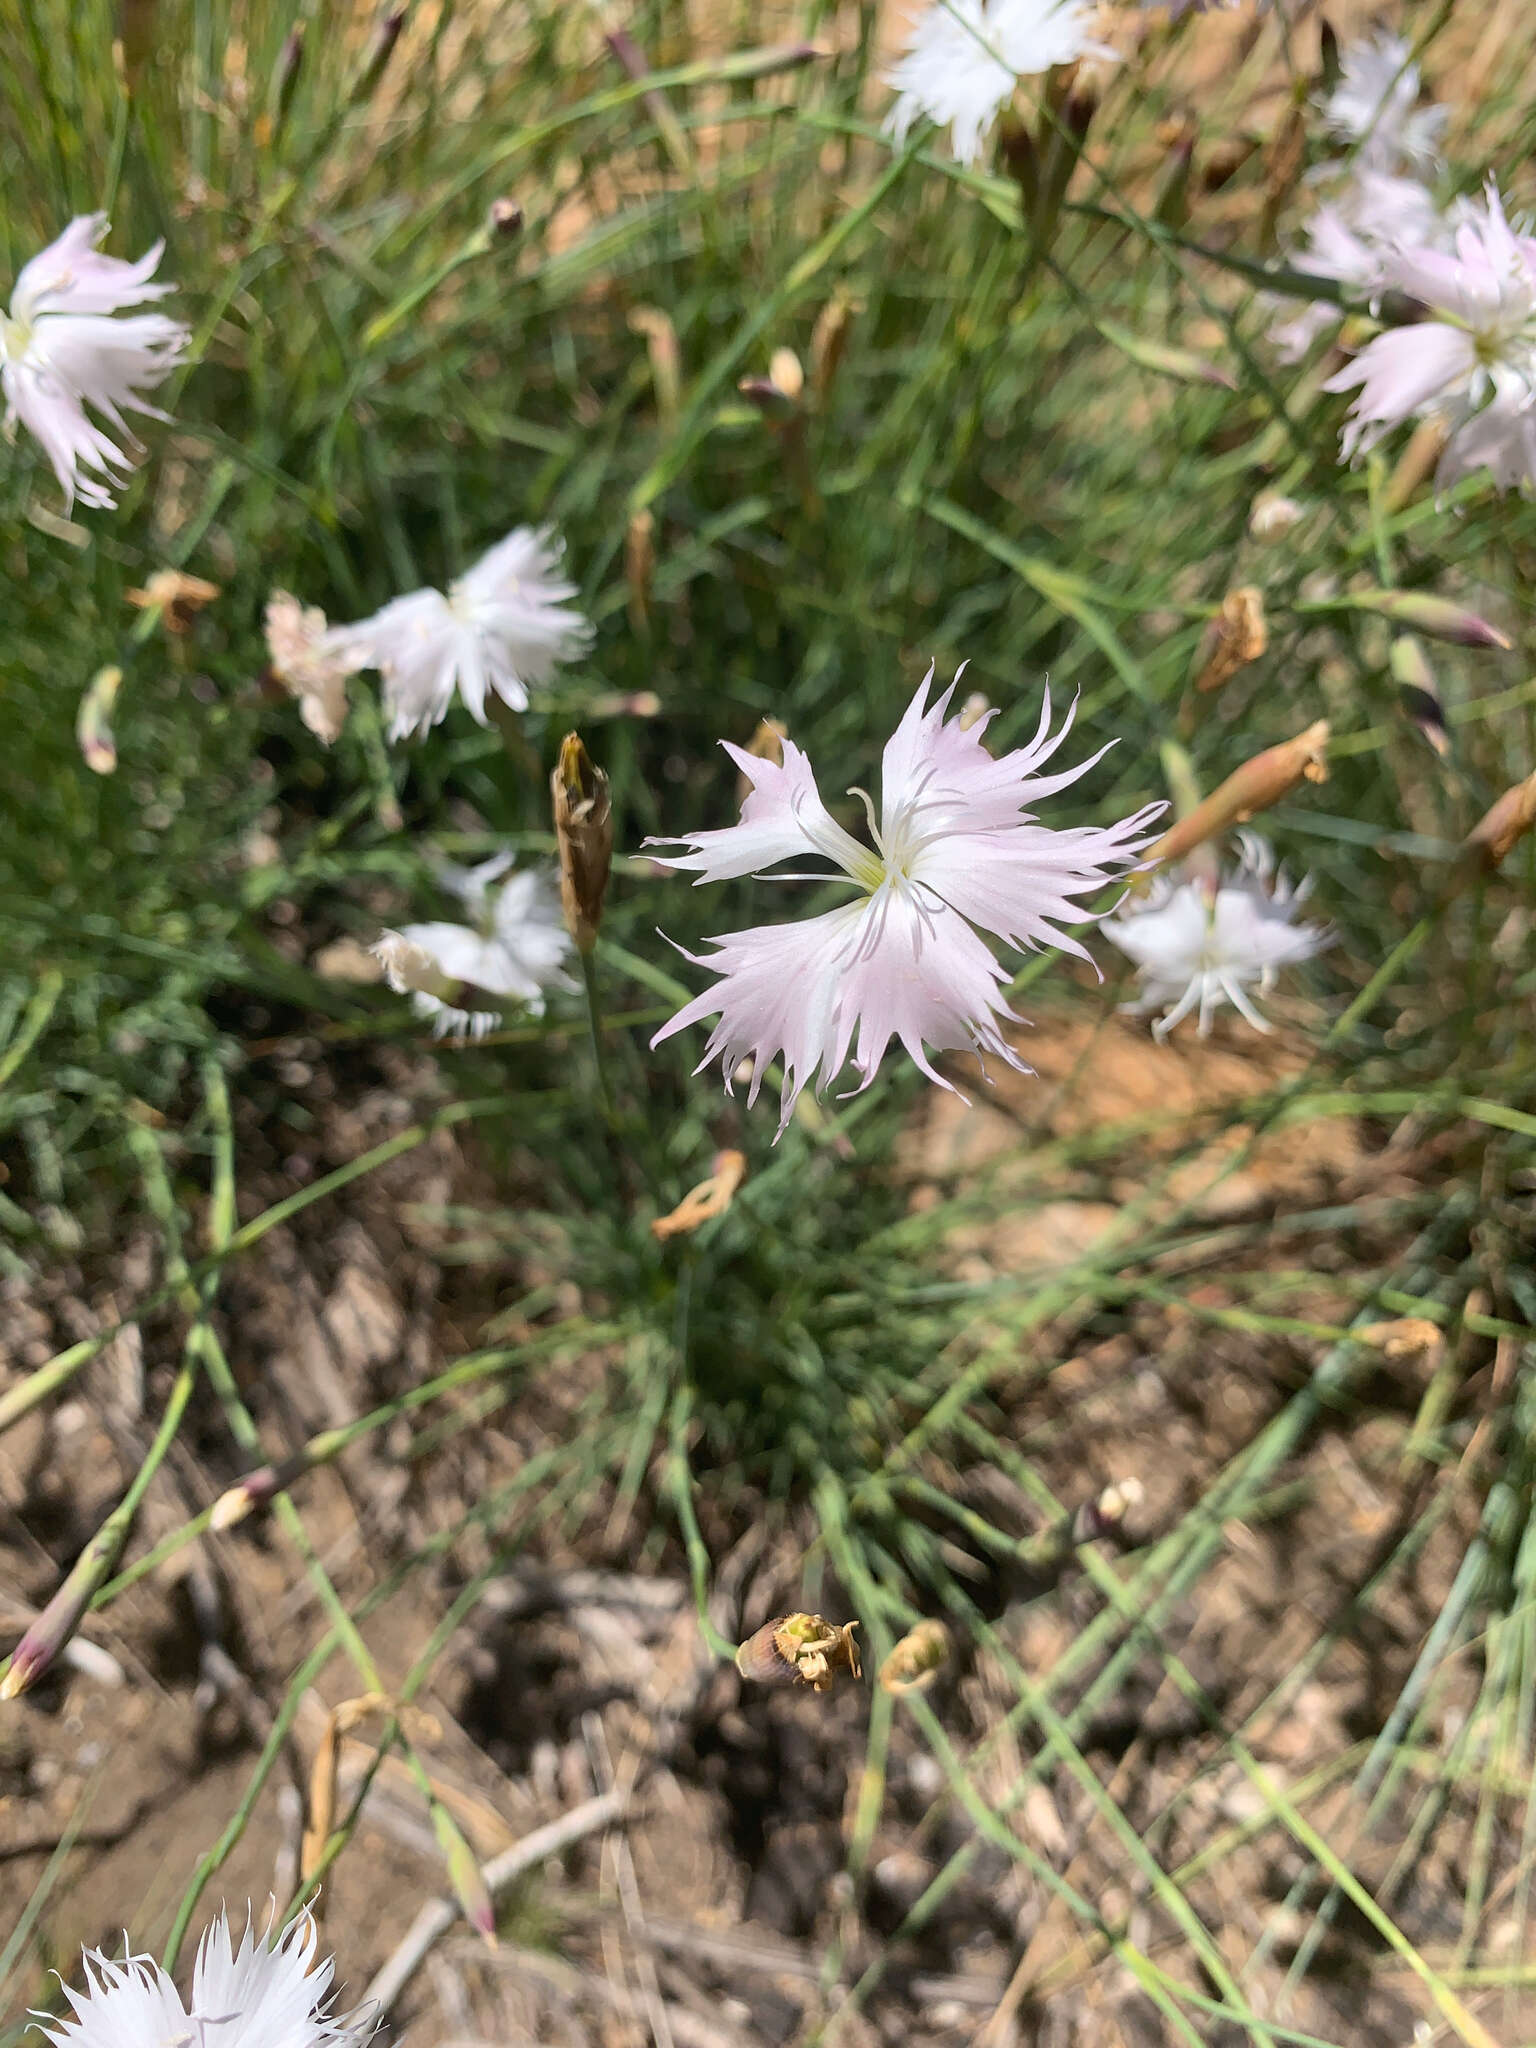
[{"xmin": 0, "ymin": 1002, "xmax": 1523, "ymax": 2047}]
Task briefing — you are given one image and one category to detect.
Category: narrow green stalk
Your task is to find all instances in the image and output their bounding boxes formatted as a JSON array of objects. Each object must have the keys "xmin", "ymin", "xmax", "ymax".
[{"xmin": 578, "ymin": 945, "xmax": 616, "ymax": 1121}]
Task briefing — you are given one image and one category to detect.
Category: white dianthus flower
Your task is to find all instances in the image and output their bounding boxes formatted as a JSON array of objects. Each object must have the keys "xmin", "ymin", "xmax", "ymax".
[
  {"xmin": 375, "ymin": 855, "xmax": 574, "ymax": 1039},
  {"xmin": 884, "ymin": 0, "xmax": 1116, "ymax": 169},
  {"xmin": 336, "ymin": 526, "xmax": 594, "ymax": 741},
  {"xmin": 1105, "ymin": 835, "xmax": 1329, "ymax": 1038},
  {"xmin": 1320, "ymin": 28, "xmax": 1445, "ymax": 176},
  {"xmin": 0, "ymin": 214, "xmax": 187, "ymax": 511},
  {"xmin": 34, "ymin": 1906, "xmax": 369, "ymax": 2048}
]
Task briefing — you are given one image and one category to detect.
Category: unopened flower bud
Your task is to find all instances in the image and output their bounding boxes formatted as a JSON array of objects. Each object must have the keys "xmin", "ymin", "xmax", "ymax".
[
  {"xmin": 76, "ymin": 665, "xmax": 122, "ymax": 776},
  {"xmin": 1248, "ymin": 491, "xmax": 1304, "ymax": 541},
  {"xmin": 1, "ymin": 1538, "xmax": 115, "ymax": 1699},
  {"xmin": 1390, "ymin": 636, "xmax": 1450, "ymax": 757},
  {"xmin": 878, "ymin": 1619, "xmax": 950, "ymax": 1696},
  {"xmin": 1096, "ymin": 319, "xmax": 1234, "ymax": 390},
  {"xmin": 1193, "ymin": 586, "xmax": 1267, "ymax": 694},
  {"xmin": 737, "ymin": 374, "xmax": 797, "ymax": 421},
  {"xmin": 735, "ymin": 1613, "xmax": 861, "ymax": 1692},
  {"xmin": 433, "ymin": 1800, "xmax": 497, "ymax": 1946},
  {"xmin": 769, "ymin": 347, "xmax": 804, "ymax": 403},
  {"xmin": 210, "ymin": 1463, "xmax": 283, "ymax": 1530},
  {"xmin": 1344, "ymin": 589, "xmax": 1510, "ymax": 652},
  {"xmin": 487, "ymin": 196, "xmax": 524, "ymax": 240},
  {"xmin": 354, "ymin": 5, "xmax": 405, "ymax": 101},
  {"xmin": 274, "ymin": 22, "xmax": 304, "ymax": 128},
  {"xmin": 1145, "ymin": 720, "xmax": 1328, "ymax": 872},
  {"xmin": 590, "ymin": 689, "xmax": 662, "ymax": 719},
  {"xmin": 1071, "ymin": 1476, "xmax": 1144, "ymax": 1545},
  {"xmin": 551, "ymin": 733, "xmax": 613, "ymax": 953}
]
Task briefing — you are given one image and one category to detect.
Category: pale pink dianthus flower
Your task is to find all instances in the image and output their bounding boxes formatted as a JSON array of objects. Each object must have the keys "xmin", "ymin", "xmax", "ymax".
[
  {"xmin": 1325, "ymin": 181, "xmax": 1536, "ymax": 494},
  {"xmin": 649, "ymin": 668, "xmax": 1160, "ymax": 1131}
]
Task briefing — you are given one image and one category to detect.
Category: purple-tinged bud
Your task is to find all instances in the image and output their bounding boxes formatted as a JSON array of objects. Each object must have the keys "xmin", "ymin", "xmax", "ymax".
[
  {"xmin": 354, "ymin": 6, "xmax": 405, "ymax": 101},
  {"xmin": 1390, "ymin": 637, "xmax": 1450, "ymax": 757},
  {"xmin": 210, "ymin": 1462, "xmax": 283, "ymax": 1531},
  {"xmin": 2, "ymin": 1545, "xmax": 109, "ymax": 1699},
  {"xmin": 1343, "ymin": 590, "xmax": 1510, "ymax": 652},
  {"xmin": 487, "ymin": 197, "xmax": 524, "ymax": 241},
  {"xmin": 274, "ymin": 23, "xmax": 304, "ymax": 129}
]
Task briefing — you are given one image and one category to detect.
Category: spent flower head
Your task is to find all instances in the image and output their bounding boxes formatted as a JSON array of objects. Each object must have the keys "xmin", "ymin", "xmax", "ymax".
[
  {"xmin": 375, "ymin": 855, "xmax": 574, "ymax": 1039},
  {"xmin": 649, "ymin": 667, "xmax": 1160, "ymax": 1131},
  {"xmin": 336, "ymin": 526, "xmax": 594, "ymax": 741},
  {"xmin": 34, "ymin": 1905, "xmax": 369, "ymax": 2048},
  {"xmin": 1325, "ymin": 182, "xmax": 1536, "ymax": 494},
  {"xmin": 885, "ymin": 0, "xmax": 1116, "ymax": 168},
  {"xmin": 1105, "ymin": 833, "xmax": 1329, "ymax": 1038},
  {"xmin": 264, "ymin": 592, "xmax": 368, "ymax": 745},
  {"xmin": 0, "ymin": 214, "xmax": 187, "ymax": 511}
]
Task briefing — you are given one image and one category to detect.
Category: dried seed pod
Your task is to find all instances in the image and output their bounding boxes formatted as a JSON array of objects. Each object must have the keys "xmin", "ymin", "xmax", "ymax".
[
  {"xmin": 551, "ymin": 732, "xmax": 613, "ymax": 953},
  {"xmin": 878, "ymin": 1620, "xmax": 950, "ymax": 1697},
  {"xmin": 735, "ymin": 1613, "xmax": 861, "ymax": 1691},
  {"xmin": 1459, "ymin": 770, "xmax": 1536, "ymax": 874},
  {"xmin": 1193, "ymin": 586, "xmax": 1267, "ymax": 695},
  {"xmin": 1143, "ymin": 719, "xmax": 1328, "ymax": 873}
]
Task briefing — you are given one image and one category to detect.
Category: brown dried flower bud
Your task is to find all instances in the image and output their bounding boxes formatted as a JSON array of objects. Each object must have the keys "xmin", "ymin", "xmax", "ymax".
[
  {"xmin": 735, "ymin": 1613, "xmax": 861, "ymax": 1692},
  {"xmin": 1461, "ymin": 769, "xmax": 1536, "ymax": 873},
  {"xmin": 1144, "ymin": 720, "xmax": 1329, "ymax": 873},
  {"xmin": 810, "ymin": 288, "xmax": 860, "ymax": 404},
  {"xmin": 552, "ymin": 733, "xmax": 613, "ymax": 953},
  {"xmin": 629, "ymin": 306, "xmax": 681, "ymax": 426},
  {"xmin": 1355, "ymin": 1318, "xmax": 1443, "ymax": 1363},
  {"xmin": 878, "ymin": 1620, "xmax": 950, "ymax": 1697},
  {"xmin": 125, "ymin": 568, "xmax": 221, "ymax": 633},
  {"xmin": 1193, "ymin": 586, "xmax": 1267, "ymax": 695},
  {"xmin": 651, "ymin": 1150, "xmax": 747, "ymax": 1241}
]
